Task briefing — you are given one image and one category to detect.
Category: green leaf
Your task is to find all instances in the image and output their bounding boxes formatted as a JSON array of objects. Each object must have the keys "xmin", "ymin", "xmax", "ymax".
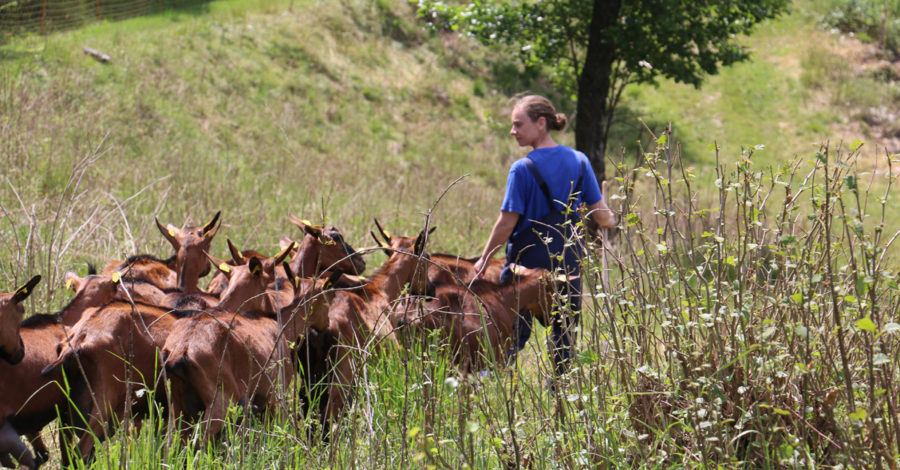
[
  {"xmin": 656, "ymin": 134, "xmax": 667, "ymax": 145},
  {"xmin": 626, "ymin": 213, "xmax": 640, "ymax": 227},
  {"xmin": 577, "ymin": 350, "xmax": 599, "ymax": 364},
  {"xmin": 873, "ymin": 353, "xmax": 890, "ymax": 366},
  {"xmin": 849, "ymin": 407, "xmax": 867, "ymax": 421},
  {"xmin": 850, "ymin": 140, "xmax": 864, "ymax": 151},
  {"xmin": 779, "ymin": 235, "xmax": 796, "ymax": 245},
  {"xmin": 845, "ymin": 175, "xmax": 857, "ymax": 191},
  {"xmin": 856, "ymin": 317, "xmax": 877, "ymax": 333}
]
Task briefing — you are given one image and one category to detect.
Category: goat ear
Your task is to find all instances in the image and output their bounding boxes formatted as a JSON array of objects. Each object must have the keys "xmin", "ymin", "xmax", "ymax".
[
  {"xmin": 278, "ymin": 236, "xmax": 296, "ymax": 252},
  {"xmin": 324, "ymin": 270, "xmax": 343, "ymax": 290},
  {"xmin": 202, "ymin": 211, "xmax": 221, "ymax": 239},
  {"xmin": 226, "ymin": 239, "xmax": 245, "ymax": 265},
  {"xmin": 373, "ymin": 218, "xmax": 391, "ymax": 241},
  {"xmin": 12, "ymin": 275, "xmax": 41, "ymax": 304},
  {"xmin": 249, "ymin": 257, "xmax": 263, "ymax": 277},
  {"xmin": 274, "ymin": 242, "xmax": 295, "ymax": 266},
  {"xmin": 370, "ymin": 231, "xmax": 389, "ymax": 254},
  {"xmin": 415, "ymin": 226, "xmax": 436, "ymax": 255},
  {"xmin": 289, "ymin": 214, "xmax": 322, "ymax": 237},
  {"xmin": 156, "ymin": 218, "xmax": 180, "ymax": 249},
  {"xmin": 205, "ymin": 252, "xmax": 233, "ymax": 278},
  {"xmin": 64, "ymin": 272, "xmax": 81, "ymax": 292},
  {"xmin": 283, "ymin": 262, "xmax": 299, "ymax": 290}
]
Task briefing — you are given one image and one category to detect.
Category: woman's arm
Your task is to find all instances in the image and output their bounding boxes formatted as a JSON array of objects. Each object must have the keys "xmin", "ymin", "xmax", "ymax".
[
  {"xmin": 474, "ymin": 211, "xmax": 520, "ymax": 277},
  {"xmin": 586, "ymin": 181, "xmax": 616, "ymax": 229},
  {"xmin": 586, "ymin": 197, "xmax": 616, "ymax": 228}
]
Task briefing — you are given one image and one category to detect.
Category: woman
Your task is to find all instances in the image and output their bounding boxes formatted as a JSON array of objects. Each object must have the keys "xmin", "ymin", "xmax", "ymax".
[{"xmin": 473, "ymin": 94, "xmax": 616, "ymax": 376}]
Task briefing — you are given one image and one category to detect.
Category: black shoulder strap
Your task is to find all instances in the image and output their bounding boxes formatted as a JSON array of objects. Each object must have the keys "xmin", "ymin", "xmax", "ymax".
[
  {"xmin": 524, "ymin": 157, "xmax": 554, "ymax": 207},
  {"xmin": 524, "ymin": 156, "xmax": 587, "ymax": 210}
]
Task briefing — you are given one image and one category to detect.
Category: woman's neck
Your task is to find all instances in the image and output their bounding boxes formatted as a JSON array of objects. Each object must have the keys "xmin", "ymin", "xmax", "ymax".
[{"xmin": 532, "ymin": 134, "xmax": 556, "ymax": 150}]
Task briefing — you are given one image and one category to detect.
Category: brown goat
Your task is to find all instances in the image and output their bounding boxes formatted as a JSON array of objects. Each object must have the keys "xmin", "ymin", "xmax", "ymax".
[
  {"xmin": 297, "ymin": 221, "xmax": 433, "ymax": 426},
  {"xmin": 286, "ymin": 215, "xmax": 367, "ymax": 278},
  {"xmin": 42, "ymin": 301, "xmax": 180, "ymax": 464},
  {"xmin": 206, "ymin": 216, "xmax": 365, "ymax": 296},
  {"xmin": 103, "ymin": 211, "xmax": 221, "ymax": 292},
  {"xmin": 208, "ymin": 242, "xmax": 295, "ymax": 313},
  {"xmin": 427, "ymin": 253, "xmax": 505, "ymax": 286},
  {"xmin": 0, "ymin": 273, "xmax": 123, "ymax": 470},
  {"xmin": 40, "ymin": 252, "xmax": 297, "ymax": 464},
  {"xmin": 396, "ymin": 264, "xmax": 562, "ymax": 373},
  {"xmin": 162, "ymin": 273, "xmax": 336, "ymax": 441}
]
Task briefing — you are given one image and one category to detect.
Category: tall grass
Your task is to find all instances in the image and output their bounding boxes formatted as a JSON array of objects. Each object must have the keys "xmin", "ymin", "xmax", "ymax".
[
  {"xmin": 4, "ymin": 0, "xmax": 900, "ymax": 467},
  {"xmin": 28, "ymin": 134, "xmax": 899, "ymax": 469}
]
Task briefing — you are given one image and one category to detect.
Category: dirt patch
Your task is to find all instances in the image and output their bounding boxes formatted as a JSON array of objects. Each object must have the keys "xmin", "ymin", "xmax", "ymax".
[{"xmin": 821, "ymin": 33, "xmax": 900, "ymax": 170}]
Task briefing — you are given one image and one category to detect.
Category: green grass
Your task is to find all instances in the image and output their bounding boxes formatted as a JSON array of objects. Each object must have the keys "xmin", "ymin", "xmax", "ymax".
[{"xmin": 3, "ymin": 0, "xmax": 900, "ymax": 467}]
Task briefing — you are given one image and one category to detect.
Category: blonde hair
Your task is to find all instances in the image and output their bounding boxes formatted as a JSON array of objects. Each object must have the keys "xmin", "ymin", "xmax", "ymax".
[{"xmin": 514, "ymin": 94, "xmax": 567, "ymax": 131}]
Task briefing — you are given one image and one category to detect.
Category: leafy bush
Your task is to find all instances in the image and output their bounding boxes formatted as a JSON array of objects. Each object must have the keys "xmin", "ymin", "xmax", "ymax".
[{"xmin": 821, "ymin": 0, "xmax": 900, "ymax": 59}]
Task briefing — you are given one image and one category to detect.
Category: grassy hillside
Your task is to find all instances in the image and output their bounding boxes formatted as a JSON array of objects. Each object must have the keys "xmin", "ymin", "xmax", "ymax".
[{"xmin": 2, "ymin": 0, "xmax": 900, "ymax": 467}]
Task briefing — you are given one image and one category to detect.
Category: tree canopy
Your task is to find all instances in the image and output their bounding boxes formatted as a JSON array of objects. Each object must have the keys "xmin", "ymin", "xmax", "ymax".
[{"xmin": 419, "ymin": 0, "xmax": 789, "ymax": 181}]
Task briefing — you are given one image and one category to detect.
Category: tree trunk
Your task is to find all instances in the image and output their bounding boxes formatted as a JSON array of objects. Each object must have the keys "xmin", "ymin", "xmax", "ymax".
[{"xmin": 575, "ymin": 0, "xmax": 621, "ymax": 183}]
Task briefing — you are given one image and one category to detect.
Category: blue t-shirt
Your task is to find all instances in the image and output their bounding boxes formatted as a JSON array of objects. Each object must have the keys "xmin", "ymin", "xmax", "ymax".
[{"xmin": 500, "ymin": 145, "xmax": 602, "ymax": 239}]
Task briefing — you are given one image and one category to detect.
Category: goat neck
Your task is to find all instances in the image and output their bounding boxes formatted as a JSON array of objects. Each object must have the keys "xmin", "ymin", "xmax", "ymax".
[{"xmin": 0, "ymin": 276, "xmax": 41, "ymax": 364}]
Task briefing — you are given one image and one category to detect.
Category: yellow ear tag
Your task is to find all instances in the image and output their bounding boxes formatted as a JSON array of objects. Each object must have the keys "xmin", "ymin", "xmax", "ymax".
[
  {"xmin": 20, "ymin": 287, "xmax": 28, "ymax": 294},
  {"xmin": 219, "ymin": 263, "xmax": 231, "ymax": 273},
  {"xmin": 65, "ymin": 279, "xmax": 74, "ymax": 291},
  {"xmin": 383, "ymin": 230, "xmax": 391, "ymax": 238},
  {"xmin": 510, "ymin": 265, "xmax": 523, "ymax": 275},
  {"xmin": 301, "ymin": 219, "xmax": 313, "ymax": 227},
  {"xmin": 168, "ymin": 228, "xmax": 176, "ymax": 237},
  {"xmin": 251, "ymin": 265, "xmax": 261, "ymax": 275},
  {"xmin": 111, "ymin": 272, "xmax": 121, "ymax": 283},
  {"xmin": 293, "ymin": 277, "xmax": 300, "ymax": 289}
]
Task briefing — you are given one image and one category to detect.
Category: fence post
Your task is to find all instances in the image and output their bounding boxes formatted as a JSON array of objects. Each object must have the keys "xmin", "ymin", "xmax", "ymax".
[
  {"xmin": 40, "ymin": 0, "xmax": 47, "ymax": 35},
  {"xmin": 96, "ymin": 0, "xmax": 101, "ymax": 20}
]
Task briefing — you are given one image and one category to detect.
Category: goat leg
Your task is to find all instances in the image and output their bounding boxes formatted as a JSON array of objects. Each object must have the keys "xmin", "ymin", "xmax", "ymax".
[{"xmin": 0, "ymin": 421, "xmax": 36, "ymax": 469}]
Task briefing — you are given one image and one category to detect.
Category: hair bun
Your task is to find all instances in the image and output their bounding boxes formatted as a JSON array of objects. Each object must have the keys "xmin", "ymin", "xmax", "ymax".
[{"xmin": 552, "ymin": 113, "xmax": 568, "ymax": 131}]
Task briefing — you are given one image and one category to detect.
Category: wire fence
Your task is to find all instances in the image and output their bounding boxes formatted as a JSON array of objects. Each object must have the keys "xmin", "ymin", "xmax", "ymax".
[{"xmin": 0, "ymin": 0, "xmax": 201, "ymax": 38}]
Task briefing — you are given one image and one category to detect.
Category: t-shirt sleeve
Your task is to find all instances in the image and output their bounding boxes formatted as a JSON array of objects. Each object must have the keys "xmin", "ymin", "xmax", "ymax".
[
  {"xmin": 500, "ymin": 161, "xmax": 529, "ymax": 215},
  {"xmin": 579, "ymin": 152, "xmax": 603, "ymax": 206}
]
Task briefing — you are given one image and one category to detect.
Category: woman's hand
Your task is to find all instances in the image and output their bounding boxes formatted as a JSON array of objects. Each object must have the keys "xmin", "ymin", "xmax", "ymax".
[{"xmin": 473, "ymin": 257, "xmax": 488, "ymax": 280}]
